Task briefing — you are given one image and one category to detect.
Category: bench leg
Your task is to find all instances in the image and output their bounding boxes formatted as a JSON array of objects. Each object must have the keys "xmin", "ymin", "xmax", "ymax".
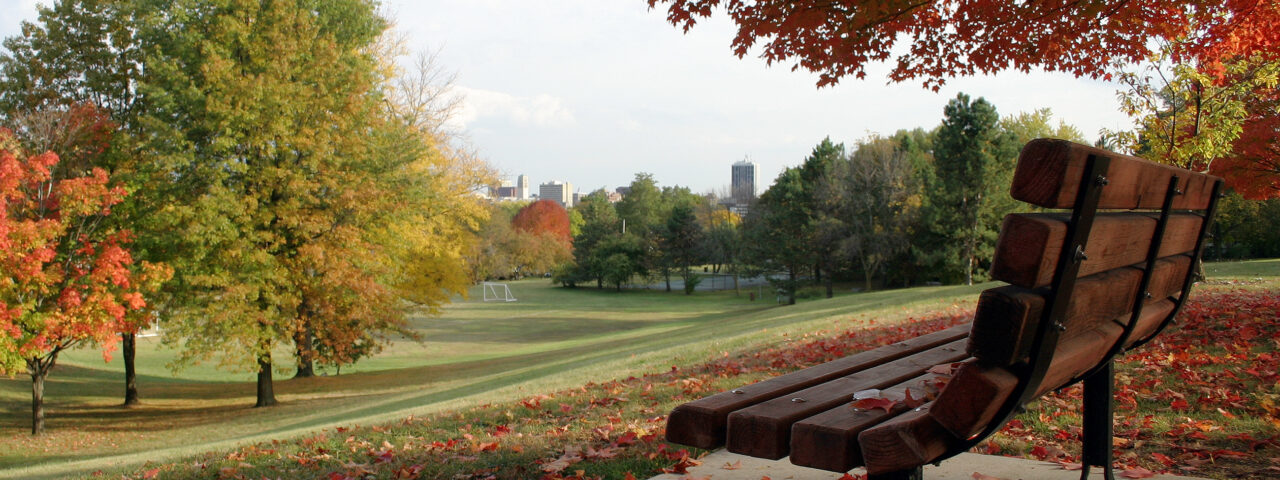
[
  {"xmin": 1081, "ymin": 361, "xmax": 1116, "ymax": 480},
  {"xmin": 868, "ymin": 466, "xmax": 923, "ymax": 480}
]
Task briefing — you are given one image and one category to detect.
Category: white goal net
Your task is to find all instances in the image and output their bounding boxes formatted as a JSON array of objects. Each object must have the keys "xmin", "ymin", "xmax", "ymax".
[{"xmin": 482, "ymin": 282, "xmax": 517, "ymax": 302}]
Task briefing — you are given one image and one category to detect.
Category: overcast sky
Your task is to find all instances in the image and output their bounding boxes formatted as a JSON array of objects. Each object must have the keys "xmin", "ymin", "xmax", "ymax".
[{"xmin": 2, "ymin": 0, "xmax": 1136, "ymax": 195}]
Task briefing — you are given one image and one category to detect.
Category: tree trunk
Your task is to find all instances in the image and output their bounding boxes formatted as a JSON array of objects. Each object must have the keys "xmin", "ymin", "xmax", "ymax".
[
  {"xmin": 122, "ymin": 332, "xmax": 139, "ymax": 406},
  {"xmin": 293, "ymin": 321, "xmax": 314, "ymax": 379},
  {"xmin": 787, "ymin": 268, "xmax": 797, "ymax": 305},
  {"xmin": 256, "ymin": 354, "xmax": 277, "ymax": 407},
  {"xmin": 664, "ymin": 269, "xmax": 671, "ymax": 292},
  {"xmin": 824, "ymin": 271, "xmax": 834, "ymax": 299},
  {"xmin": 862, "ymin": 256, "xmax": 875, "ymax": 292},
  {"xmin": 733, "ymin": 270, "xmax": 739, "ymax": 296},
  {"xmin": 963, "ymin": 240, "xmax": 974, "ymax": 286},
  {"xmin": 31, "ymin": 367, "xmax": 46, "ymax": 435}
]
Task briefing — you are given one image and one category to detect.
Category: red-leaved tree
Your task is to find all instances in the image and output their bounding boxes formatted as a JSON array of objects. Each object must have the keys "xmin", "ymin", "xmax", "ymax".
[
  {"xmin": 0, "ymin": 129, "xmax": 148, "ymax": 435},
  {"xmin": 512, "ymin": 200, "xmax": 572, "ymax": 246},
  {"xmin": 646, "ymin": 0, "xmax": 1280, "ymax": 90}
]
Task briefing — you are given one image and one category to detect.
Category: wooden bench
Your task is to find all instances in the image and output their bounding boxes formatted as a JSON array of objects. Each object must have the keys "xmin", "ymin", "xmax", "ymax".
[{"xmin": 665, "ymin": 139, "xmax": 1224, "ymax": 480}]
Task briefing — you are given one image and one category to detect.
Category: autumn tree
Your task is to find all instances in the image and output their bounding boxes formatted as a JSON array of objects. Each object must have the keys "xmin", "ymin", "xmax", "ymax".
[
  {"xmin": 701, "ymin": 209, "xmax": 740, "ymax": 274},
  {"xmin": 646, "ymin": 0, "xmax": 1279, "ymax": 90},
  {"xmin": 1000, "ymin": 109, "xmax": 1087, "ymax": 147},
  {"xmin": 0, "ymin": 0, "xmax": 170, "ymax": 406},
  {"xmin": 1109, "ymin": 50, "xmax": 1280, "ymax": 198},
  {"xmin": 127, "ymin": 0, "xmax": 489, "ymax": 403},
  {"xmin": 833, "ymin": 136, "xmax": 922, "ymax": 291},
  {"xmin": 0, "ymin": 130, "xmax": 156, "ymax": 434},
  {"xmin": 513, "ymin": 199, "xmax": 572, "ymax": 245}
]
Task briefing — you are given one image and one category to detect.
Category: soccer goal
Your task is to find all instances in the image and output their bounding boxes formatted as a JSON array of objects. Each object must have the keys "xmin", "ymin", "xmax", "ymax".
[{"xmin": 482, "ymin": 282, "xmax": 517, "ymax": 302}]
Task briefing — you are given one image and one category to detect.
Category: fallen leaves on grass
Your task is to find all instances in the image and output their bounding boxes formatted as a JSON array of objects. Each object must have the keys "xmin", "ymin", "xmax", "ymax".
[{"xmin": 111, "ymin": 288, "xmax": 1280, "ymax": 480}]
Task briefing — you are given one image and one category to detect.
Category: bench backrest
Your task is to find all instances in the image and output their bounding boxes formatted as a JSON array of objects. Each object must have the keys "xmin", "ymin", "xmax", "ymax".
[{"xmin": 935, "ymin": 138, "xmax": 1223, "ymax": 440}]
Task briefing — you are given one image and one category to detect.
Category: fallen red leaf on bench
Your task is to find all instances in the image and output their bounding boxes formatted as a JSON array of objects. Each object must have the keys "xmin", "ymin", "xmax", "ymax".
[{"xmin": 852, "ymin": 397, "xmax": 898, "ymax": 413}]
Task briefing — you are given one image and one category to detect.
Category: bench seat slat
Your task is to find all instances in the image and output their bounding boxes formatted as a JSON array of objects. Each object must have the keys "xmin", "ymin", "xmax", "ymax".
[
  {"xmin": 969, "ymin": 255, "xmax": 1190, "ymax": 366},
  {"xmin": 789, "ymin": 373, "xmax": 949, "ymax": 472},
  {"xmin": 726, "ymin": 339, "xmax": 969, "ymax": 459},
  {"xmin": 992, "ymin": 213, "xmax": 1202, "ymax": 288},
  {"xmin": 664, "ymin": 323, "xmax": 970, "ymax": 449},
  {"xmin": 857, "ymin": 403, "xmax": 956, "ymax": 475}
]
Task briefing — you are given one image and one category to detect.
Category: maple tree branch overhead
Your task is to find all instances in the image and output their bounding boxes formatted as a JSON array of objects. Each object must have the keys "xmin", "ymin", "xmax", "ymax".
[{"xmin": 646, "ymin": 0, "xmax": 1280, "ymax": 89}]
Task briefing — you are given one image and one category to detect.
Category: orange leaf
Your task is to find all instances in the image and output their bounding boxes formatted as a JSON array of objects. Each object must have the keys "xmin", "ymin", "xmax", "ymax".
[
  {"xmin": 851, "ymin": 397, "xmax": 897, "ymax": 413},
  {"xmin": 1121, "ymin": 467, "xmax": 1156, "ymax": 479}
]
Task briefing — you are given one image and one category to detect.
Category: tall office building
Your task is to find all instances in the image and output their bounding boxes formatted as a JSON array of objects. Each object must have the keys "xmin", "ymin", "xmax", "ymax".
[
  {"xmin": 539, "ymin": 181, "xmax": 574, "ymax": 207},
  {"xmin": 731, "ymin": 159, "xmax": 757, "ymax": 205},
  {"xmin": 517, "ymin": 174, "xmax": 530, "ymax": 200}
]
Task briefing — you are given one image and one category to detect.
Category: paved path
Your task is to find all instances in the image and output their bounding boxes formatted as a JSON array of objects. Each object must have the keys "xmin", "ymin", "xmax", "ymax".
[{"xmin": 648, "ymin": 449, "xmax": 1208, "ymax": 480}]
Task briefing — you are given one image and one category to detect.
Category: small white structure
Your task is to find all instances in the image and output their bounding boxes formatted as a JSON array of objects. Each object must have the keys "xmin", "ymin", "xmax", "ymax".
[{"xmin": 482, "ymin": 282, "xmax": 517, "ymax": 302}]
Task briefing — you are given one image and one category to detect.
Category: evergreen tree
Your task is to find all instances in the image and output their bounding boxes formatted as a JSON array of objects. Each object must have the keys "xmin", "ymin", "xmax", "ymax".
[
  {"xmin": 744, "ymin": 168, "xmax": 812, "ymax": 304},
  {"xmin": 928, "ymin": 93, "xmax": 1014, "ymax": 285},
  {"xmin": 662, "ymin": 203, "xmax": 704, "ymax": 294}
]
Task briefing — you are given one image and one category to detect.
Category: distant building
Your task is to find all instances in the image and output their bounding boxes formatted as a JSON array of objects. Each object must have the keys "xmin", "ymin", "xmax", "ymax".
[
  {"xmin": 540, "ymin": 181, "xmax": 574, "ymax": 207},
  {"xmin": 731, "ymin": 159, "xmax": 758, "ymax": 205},
  {"xmin": 490, "ymin": 179, "xmax": 517, "ymax": 200},
  {"xmin": 496, "ymin": 186, "xmax": 518, "ymax": 198},
  {"xmin": 517, "ymin": 174, "xmax": 530, "ymax": 200},
  {"xmin": 605, "ymin": 191, "xmax": 623, "ymax": 203},
  {"xmin": 615, "ymin": 186, "xmax": 631, "ymax": 196}
]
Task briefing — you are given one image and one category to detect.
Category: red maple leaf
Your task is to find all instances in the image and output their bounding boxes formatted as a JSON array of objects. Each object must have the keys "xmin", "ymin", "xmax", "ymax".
[{"xmin": 852, "ymin": 397, "xmax": 898, "ymax": 413}]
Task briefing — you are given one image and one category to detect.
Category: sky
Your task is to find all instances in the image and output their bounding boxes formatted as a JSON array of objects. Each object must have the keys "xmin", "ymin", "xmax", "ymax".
[{"xmin": 1, "ymin": 0, "xmax": 1136, "ymax": 196}]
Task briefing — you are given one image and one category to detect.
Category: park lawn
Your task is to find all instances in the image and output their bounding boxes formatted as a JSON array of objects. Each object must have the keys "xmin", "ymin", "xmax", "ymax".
[
  {"xmin": 89, "ymin": 259, "xmax": 1280, "ymax": 480},
  {"xmin": 0, "ymin": 277, "xmax": 989, "ymax": 479},
  {"xmin": 3, "ymin": 259, "xmax": 1276, "ymax": 479}
]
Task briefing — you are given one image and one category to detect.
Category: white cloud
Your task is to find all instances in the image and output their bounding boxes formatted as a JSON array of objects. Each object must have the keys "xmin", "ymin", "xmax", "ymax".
[{"xmin": 451, "ymin": 86, "xmax": 575, "ymax": 129}]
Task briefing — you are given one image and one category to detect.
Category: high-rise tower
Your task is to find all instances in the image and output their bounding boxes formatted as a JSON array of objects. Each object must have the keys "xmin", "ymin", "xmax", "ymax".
[
  {"xmin": 517, "ymin": 174, "xmax": 530, "ymax": 200},
  {"xmin": 731, "ymin": 159, "xmax": 757, "ymax": 205}
]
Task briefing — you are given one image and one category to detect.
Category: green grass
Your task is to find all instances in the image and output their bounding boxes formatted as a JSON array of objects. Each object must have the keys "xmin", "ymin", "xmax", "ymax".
[
  {"xmin": 2, "ymin": 259, "xmax": 1275, "ymax": 479},
  {"xmin": 0, "ymin": 277, "xmax": 986, "ymax": 479}
]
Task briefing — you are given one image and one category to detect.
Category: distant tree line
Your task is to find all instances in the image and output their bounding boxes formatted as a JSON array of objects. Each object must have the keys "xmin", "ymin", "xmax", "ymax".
[{"xmin": 542, "ymin": 93, "xmax": 1278, "ymax": 303}]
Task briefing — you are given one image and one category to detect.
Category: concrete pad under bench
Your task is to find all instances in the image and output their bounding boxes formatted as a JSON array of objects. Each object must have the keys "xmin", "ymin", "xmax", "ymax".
[{"xmin": 647, "ymin": 449, "xmax": 1208, "ymax": 480}]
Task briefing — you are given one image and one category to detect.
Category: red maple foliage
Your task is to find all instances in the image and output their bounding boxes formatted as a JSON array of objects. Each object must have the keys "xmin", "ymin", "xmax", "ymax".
[
  {"xmin": 512, "ymin": 199, "xmax": 572, "ymax": 246},
  {"xmin": 646, "ymin": 0, "xmax": 1280, "ymax": 89},
  {"xmin": 1210, "ymin": 86, "xmax": 1280, "ymax": 200},
  {"xmin": 0, "ymin": 127, "xmax": 147, "ymax": 435}
]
